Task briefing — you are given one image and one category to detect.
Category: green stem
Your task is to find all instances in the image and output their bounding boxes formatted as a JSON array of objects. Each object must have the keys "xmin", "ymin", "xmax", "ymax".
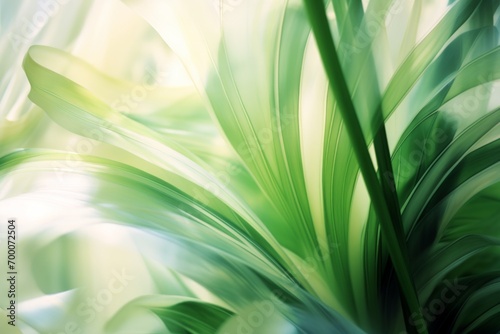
[
  {"xmin": 373, "ymin": 118, "xmax": 418, "ymax": 333},
  {"xmin": 302, "ymin": 1, "xmax": 427, "ymax": 333}
]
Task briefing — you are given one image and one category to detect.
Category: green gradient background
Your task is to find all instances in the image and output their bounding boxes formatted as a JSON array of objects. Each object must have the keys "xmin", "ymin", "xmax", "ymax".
[{"xmin": 0, "ymin": 0, "xmax": 499, "ymax": 333}]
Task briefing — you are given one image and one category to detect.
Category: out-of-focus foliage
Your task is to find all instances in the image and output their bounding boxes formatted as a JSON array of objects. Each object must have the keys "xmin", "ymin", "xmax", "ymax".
[{"xmin": 0, "ymin": 0, "xmax": 499, "ymax": 333}]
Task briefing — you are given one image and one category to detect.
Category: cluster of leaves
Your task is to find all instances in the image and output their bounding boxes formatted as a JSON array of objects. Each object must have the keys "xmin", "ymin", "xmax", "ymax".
[{"xmin": 1, "ymin": 0, "xmax": 499, "ymax": 333}]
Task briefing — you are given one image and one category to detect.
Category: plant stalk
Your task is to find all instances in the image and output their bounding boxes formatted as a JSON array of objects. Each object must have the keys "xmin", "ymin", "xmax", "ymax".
[{"xmin": 302, "ymin": 1, "xmax": 427, "ymax": 333}]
